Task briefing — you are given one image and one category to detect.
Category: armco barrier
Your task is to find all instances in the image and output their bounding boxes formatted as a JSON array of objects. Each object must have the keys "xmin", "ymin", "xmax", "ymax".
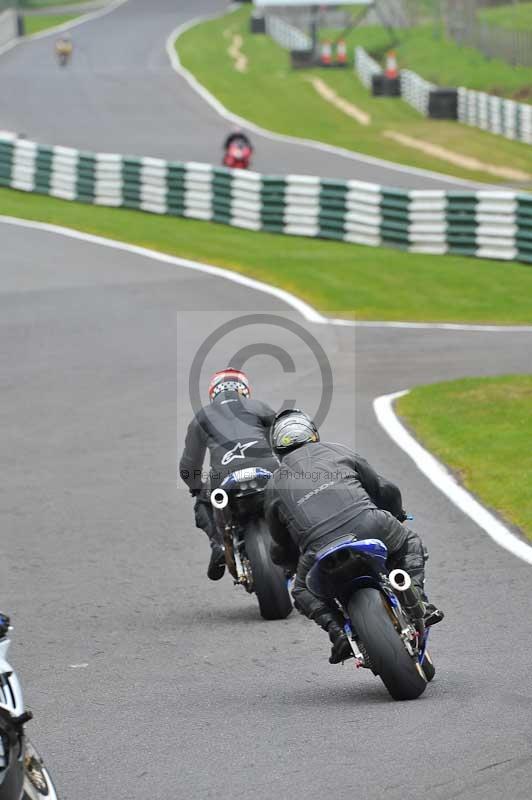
[{"xmin": 0, "ymin": 132, "xmax": 530, "ymax": 264}]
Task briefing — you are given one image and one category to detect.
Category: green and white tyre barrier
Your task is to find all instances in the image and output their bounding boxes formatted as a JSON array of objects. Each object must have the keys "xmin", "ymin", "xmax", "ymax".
[
  {"xmin": 0, "ymin": 132, "xmax": 531, "ymax": 263},
  {"xmin": 457, "ymin": 88, "xmax": 532, "ymax": 146}
]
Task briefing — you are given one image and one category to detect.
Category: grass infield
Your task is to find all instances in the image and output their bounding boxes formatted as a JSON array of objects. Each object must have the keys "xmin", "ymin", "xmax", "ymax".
[
  {"xmin": 176, "ymin": 6, "xmax": 532, "ymax": 185},
  {"xmin": 23, "ymin": 14, "xmax": 77, "ymax": 36},
  {"xmin": 20, "ymin": 0, "xmax": 86, "ymax": 7},
  {"xmin": 397, "ymin": 376, "xmax": 532, "ymax": 542},
  {"xmin": 2, "ymin": 187, "xmax": 532, "ymax": 324}
]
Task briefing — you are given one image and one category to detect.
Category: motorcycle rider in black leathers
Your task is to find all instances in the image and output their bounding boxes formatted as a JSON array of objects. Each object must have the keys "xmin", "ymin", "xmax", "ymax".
[
  {"xmin": 179, "ymin": 369, "xmax": 278, "ymax": 580},
  {"xmin": 264, "ymin": 409, "xmax": 444, "ymax": 664}
]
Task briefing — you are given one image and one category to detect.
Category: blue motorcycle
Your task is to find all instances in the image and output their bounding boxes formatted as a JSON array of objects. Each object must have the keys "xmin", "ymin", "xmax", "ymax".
[{"xmin": 306, "ymin": 535, "xmax": 435, "ymax": 700}]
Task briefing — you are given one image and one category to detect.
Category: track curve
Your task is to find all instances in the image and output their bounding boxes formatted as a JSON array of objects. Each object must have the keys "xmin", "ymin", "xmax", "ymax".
[
  {"xmin": 2, "ymin": 2, "xmax": 532, "ymax": 797},
  {"xmin": 0, "ymin": 0, "xmax": 481, "ymax": 189},
  {"xmin": 1, "ymin": 218, "xmax": 532, "ymax": 799}
]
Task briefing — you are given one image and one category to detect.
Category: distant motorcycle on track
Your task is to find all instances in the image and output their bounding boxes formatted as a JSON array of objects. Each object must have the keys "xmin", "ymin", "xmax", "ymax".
[
  {"xmin": 306, "ymin": 535, "xmax": 436, "ymax": 700},
  {"xmin": 55, "ymin": 38, "xmax": 73, "ymax": 67},
  {"xmin": 0, "ymin": 615, "xmax": 59, "ymax": 800},
  {"xmin": 222, "ymin": 136, "xmax": 252, "ymax": 170},
  {"xmin": 211, "ymin": 468, "xmax": 293, "ymax": 620}
]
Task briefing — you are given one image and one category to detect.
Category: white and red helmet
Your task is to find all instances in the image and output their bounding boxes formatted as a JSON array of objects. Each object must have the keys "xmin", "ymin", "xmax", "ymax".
[{"xmin": 208, "ymin": 369, "xmax": 251, "ymax": 402}]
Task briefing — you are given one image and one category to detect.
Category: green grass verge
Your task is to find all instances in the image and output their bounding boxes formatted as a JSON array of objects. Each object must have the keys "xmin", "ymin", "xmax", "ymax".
[
  {"xmin": 177, "ymin": 7, "xmax": 532, "ymax": 185},
  {"xmin": 2, "ymin": 187, "xmax": 532, "ymax": 324},
  {"xmin": 20, "ymin": 0, "xmax": 87, "ymax": 7},
  {"xmin": 397, "ymin": 376, "xmax": 532, "ymax": 541},
  {"xmin": 479, "ymin": 2, "xmax": 532, "ymax": 33},
  {"xmin": 24, "ymin": 14, "xmax": 77, "ymax": 35}
]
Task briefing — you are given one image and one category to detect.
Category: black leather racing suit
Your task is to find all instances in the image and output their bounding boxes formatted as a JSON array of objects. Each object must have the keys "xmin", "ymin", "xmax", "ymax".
[
  {"xmin": 179, "ymin": 392, "xmax": 278, "ymax": 545},
  {"xmin": 264, "ymin": 441, "xmax": 426, "ymax": 632}
]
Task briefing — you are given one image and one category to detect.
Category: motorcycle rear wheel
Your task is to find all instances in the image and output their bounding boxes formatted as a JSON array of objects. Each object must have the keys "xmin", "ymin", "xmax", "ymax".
[
  {"xmin": 245, "ymin": 521, "xmax": 292, "ymax": 620},
  {"xmin": 348, "ymin": 588, "xmax": 428, "ymax": 701}
]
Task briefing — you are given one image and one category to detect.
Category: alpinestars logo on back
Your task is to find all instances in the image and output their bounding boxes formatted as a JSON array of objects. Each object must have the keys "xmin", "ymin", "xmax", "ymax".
[{"xmin": 221, "ymin": 441, "xmax": 259, "ymax": 465}]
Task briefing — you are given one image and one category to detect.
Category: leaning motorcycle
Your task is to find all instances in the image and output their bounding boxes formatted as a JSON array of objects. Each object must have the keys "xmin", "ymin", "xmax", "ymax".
[
  {"xmin": 211, "ymin": 468, "xmax": 292, "ymax": 620},
  {"xmin": 0, "ymin": 617, "xmax": 59, "ymax": 799},
  {"xmin": 306, "ymin": 536, "xmax": 435, "ymax": 700}
]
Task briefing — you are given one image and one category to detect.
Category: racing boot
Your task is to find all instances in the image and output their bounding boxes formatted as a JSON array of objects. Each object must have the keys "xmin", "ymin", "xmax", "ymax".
[
  {"xmin": 328, "ymin": 623, "xmax": 353, "ymax": 664},
  {"xmin": 314, "ymin": 612, "xmax": 353, "ymax": 664},
  {"xmin": 415, "ymin": 583, "xmax": 444, "ymax": 627},
  {"xmin": 207, "ymin": 543, "xmax": 226, "ymax": 581},
  {"xmin": 409, "ymin": 573, "xmax": 444, "ymax": 628},
  {"xmin": 424, "ymin": 603, "xmax": 444, "ymax": 627}
]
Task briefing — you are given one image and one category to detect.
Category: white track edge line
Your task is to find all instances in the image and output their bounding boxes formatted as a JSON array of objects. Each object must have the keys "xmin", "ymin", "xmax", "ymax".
[
  {"xmin": 0, "ymin": 0, "xmax": 130, "ymax": 57},
  {"xmin": 0, "ymin": 215, "xmax": 325, "ymax": 323},
  {"xmin": 332, "ymin": 318, "xmax": 532, "ymax": 332},
  {"xmin": 166, "ymin": 14, "xmax": 485, "ymax": 190},
  {"xmin": 374, "ymin": 390, "xmax": 532, "ymax": 566},
  {"xmin": 1, "ymin": 215, "xmax": 531, "ymax": 333}
]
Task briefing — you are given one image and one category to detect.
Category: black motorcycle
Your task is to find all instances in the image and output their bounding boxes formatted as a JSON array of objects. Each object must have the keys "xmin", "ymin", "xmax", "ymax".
[{"xmin": 211, "ymin": 468, "xmax": 292, "ymax": 620}]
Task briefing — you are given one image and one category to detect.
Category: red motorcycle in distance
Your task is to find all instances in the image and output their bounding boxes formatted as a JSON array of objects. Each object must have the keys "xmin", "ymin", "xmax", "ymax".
[{"xmin": 222, "ymin": 135, "xmax": 252, "ymax": 170}]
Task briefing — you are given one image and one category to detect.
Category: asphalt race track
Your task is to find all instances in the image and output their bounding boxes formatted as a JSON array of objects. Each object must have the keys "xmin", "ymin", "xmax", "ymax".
[
  {"xmin": 1, "ymin": 2, "xmax": 532, "ymax": 799},
  {"xmin": 2, "ymin": 219, "xmax": 532, "ymax": 799},
  {"xmin": 1, "ymin": 0, "xmax": 480, "ymax": 189}
]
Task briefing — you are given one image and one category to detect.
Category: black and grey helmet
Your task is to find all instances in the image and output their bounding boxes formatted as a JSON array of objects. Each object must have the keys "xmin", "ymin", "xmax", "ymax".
[{"xmin": 270, "ymin": 409, "xmax": 319, "ymax": 455}]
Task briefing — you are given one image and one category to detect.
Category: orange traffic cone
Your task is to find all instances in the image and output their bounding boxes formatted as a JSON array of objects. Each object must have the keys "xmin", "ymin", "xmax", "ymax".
[
  {"xmin": 336, "ymin": 39, "xmax": 347, "ymax": 65},
  {"xmin": 385, "ymin": 50, "xmax": 398, "ymax": 79},
  {"xmin": 320, "ymin": 41, "xmax": 332, "ymax": 66}
]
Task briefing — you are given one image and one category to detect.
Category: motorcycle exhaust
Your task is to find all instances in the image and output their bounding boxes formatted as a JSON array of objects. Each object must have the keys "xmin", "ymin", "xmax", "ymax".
[
  {"xmin": 210, "ymin": 488, "xmax": 228, "ymax": 510},
  {"xmin": 210, "ymin": 487, "xmax": 232, "ymax": 531},
  {"xmin": 388, "ymin": 569, "xmax": 425, "ymax": 622}
]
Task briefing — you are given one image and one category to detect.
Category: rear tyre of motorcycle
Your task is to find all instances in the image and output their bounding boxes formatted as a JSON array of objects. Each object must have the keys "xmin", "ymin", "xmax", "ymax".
[
  {"xmin": 245, "ymin": 521, "xmax": 292, "ymax": 620},
  {"xmin": 348, "ymin": 588, "xmax": 428, "ymax": 701}
]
